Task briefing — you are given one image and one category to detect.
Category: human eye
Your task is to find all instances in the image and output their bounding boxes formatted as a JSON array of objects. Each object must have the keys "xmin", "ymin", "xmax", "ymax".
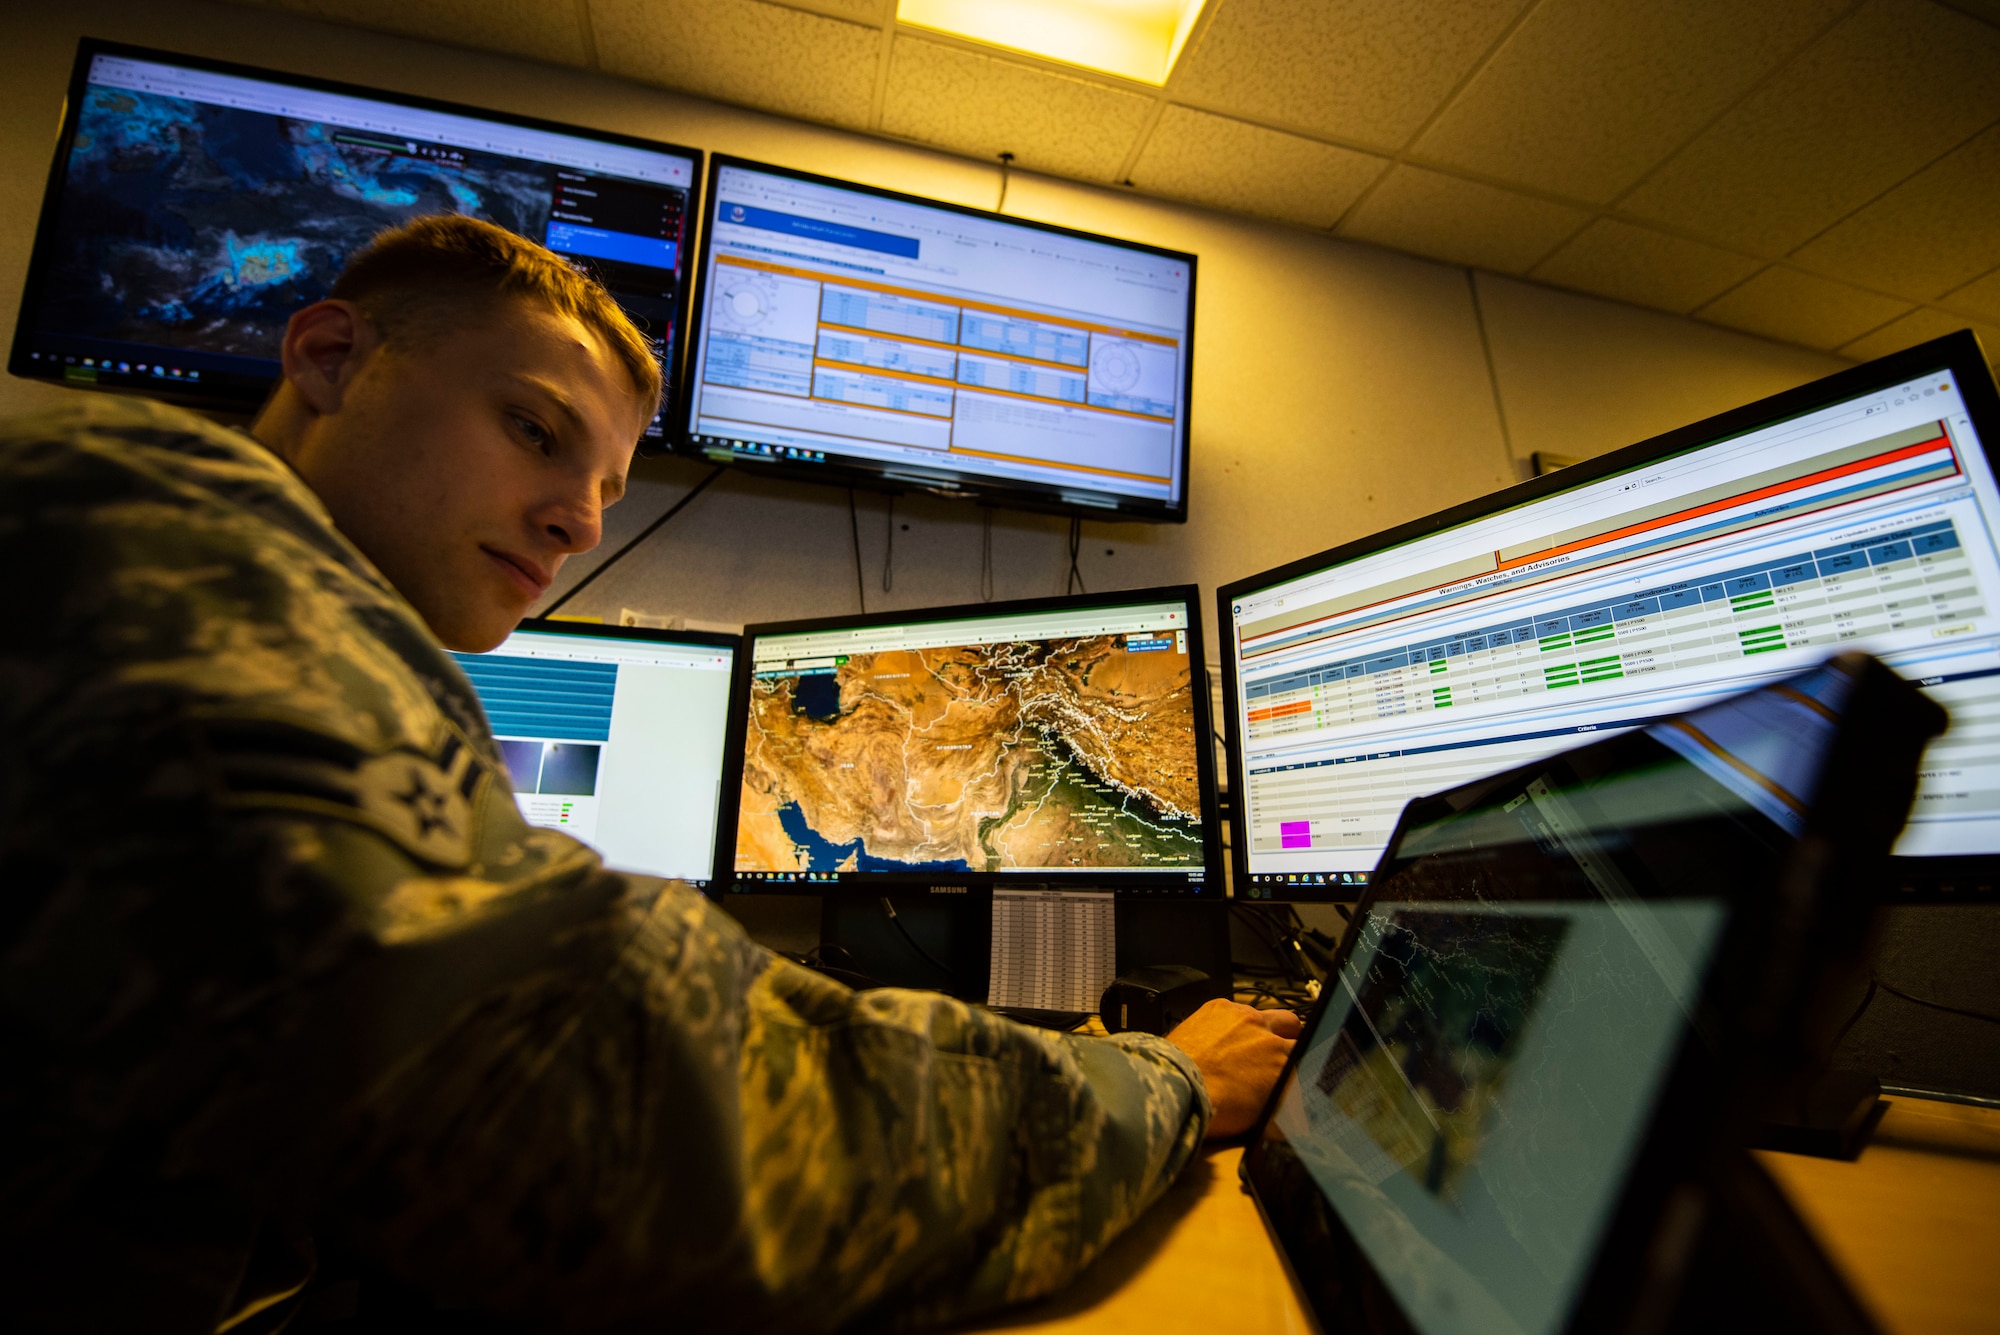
[{"xmin": 510, "ymin": 412, "xmax": 554, "ymax": 455}]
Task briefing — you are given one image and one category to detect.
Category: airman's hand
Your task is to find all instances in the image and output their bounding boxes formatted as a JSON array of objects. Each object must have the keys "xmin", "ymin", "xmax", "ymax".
[{"xmin": 1164, "ymin": 999, "xmax": 1302, "ymax": 1139}]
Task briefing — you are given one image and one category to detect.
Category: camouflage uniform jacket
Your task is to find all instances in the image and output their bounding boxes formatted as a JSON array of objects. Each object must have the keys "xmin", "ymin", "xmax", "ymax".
[{"xmin": 0, "ymin": 396, "xmax": 1210, "ymax": 1332}]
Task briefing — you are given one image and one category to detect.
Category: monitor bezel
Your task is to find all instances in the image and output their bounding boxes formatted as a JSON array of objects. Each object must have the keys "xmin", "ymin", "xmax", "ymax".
[
  {"xmin": 1237, "ymin": 786, "xmax": 1739, "ymax": 1335},
  {"xmin": 675, "ymin": 153, "xmax": 1199, "ymax": 523},
  {"xmin": 713, "ymin": 585, "xmax": 1222, "ymax": 894},
  {"xmin": 10, "ymin": 37, "xmax": 706, "ymax": 428},
  {"xmin": 1236, "ymin": 655, "xmax": 1936, "ymax": 1334},
  {"xmin": 483, "ymin": 617, "xmax": 741, "ymax": 888},
  {"xmin": 1215, "ymin": 329, "xmax": 2000, "ymax": 903},
  {"xmin": 499, "ymin": 616, "xmax": 741, "ymax": 657}
]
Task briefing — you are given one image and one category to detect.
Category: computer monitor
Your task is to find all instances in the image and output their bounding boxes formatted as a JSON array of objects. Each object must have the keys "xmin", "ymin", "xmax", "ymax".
[
  {"xmin": 678, "ymin": 156, "xmax": 1197, "ymax": 521},
  {"xmin": 10, "ymin": 40, "xmax": 701, "ymax": 440},
  {"xmin": 1217, "ymin": 330, "xmax": 2000, "ymax": 901},
  {"xmin": 716, "ymin": 587, "xmax": 1220, "ymax": 893},
  {"xmin": 453, "ymin": 619, "xmax": 737, "ymax": 887}
]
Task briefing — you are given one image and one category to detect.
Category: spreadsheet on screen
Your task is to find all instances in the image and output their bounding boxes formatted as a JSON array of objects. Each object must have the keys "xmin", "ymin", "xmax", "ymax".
[
  {"xmin": 1227, "ymin": 367, "xmax": 1999, "ymax": 887},
  {"xmin": 684, "ymin": 161, "xmax": 1193, "ymax": 516}
]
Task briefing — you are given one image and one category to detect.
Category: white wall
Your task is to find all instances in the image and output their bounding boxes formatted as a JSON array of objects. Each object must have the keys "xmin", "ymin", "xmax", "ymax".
[{"xmin": 2, "ymin": 0, "xmax": 1852, "ymax": 649}]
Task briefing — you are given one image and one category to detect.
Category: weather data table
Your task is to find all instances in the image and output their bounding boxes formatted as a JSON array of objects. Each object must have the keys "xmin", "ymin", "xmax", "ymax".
[
  {"xmin": 987, "ymin": 890, "xmax": 1118, "ymax": 1014},
  {"xmin": 1229, "ymin": 370, "xmax": 2000, "ymax": 878}
]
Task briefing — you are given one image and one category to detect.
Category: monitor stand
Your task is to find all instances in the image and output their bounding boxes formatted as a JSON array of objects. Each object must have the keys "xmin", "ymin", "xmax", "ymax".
[
  {"xmin": 817, "ymin": 893, "xmax": 986, "ymax": 998},
  {"xmin": 1752, "ymin": 1069, "xmax": 1888, "ymax": 1160},
  {"xmin": 817, "ymin": 893, "xmax": 1229, "ymax": 1025}
]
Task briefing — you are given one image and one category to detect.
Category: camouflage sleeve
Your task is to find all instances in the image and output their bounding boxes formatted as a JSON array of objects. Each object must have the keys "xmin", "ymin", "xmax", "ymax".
[
  {"xmin": 327, "ymin": 879, "xmax": 1212, "ymax": 1331},
  {"xmin": 0, "ymin": 399, "xmax": 1208, "ymax": 1330}
]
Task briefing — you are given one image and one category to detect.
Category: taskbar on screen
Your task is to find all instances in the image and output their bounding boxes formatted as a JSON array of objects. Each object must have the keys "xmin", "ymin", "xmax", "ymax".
[
  {"xmin": 693, "ymin": 433, "xmax": 829, "ymax": 465},
  {"xmin": 17, "ymin": 339, "xmax": 273, "ymax": 403},
  {"xmin": 729, "ymin": 870, "xmax": 1209, "ymax": 895},
  {"xmin": 1237, "ymin": 870, "xmax": 1370, "ymax": 900}
]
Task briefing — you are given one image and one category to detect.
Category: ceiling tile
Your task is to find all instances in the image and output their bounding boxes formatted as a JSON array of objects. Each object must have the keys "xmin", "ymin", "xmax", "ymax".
[
  {"xmin": 1790, "ymin": 125, "xmax": 2000, "ymax": 302},
  {"xmin": 1338, "ymin": 167, "xmax": 1588, "ymax": 274},
  {"xmin": 1619, "ymin": 0, "xmax": 2000, "ymax": 256},
  {"xmin": 1944, "ymin": 267, "xmax": 2000, "ymax": 324},
  {"xmin": 1414, "ymin": 0, "xmax": 1844, "ymax": 204},
  {"xmin": 590, "ymin": 0, "xmax": 880, "ymax": 130},
  {"xmin": 1837, "ymin": 305, "xmax": 2000, "ymax": 365},
  {"xmin": 251, "ymin": 0, "xmax": 593, "ymax": 65},
  {"xmin": 778, "ymin": 0, "xmax": 888, "ymax": 20},
  {"xmin": 1530, "ymin": 220, "xmax": 1763, "ymax": 314},
  {"xmin": 1129, "ymin": 106, "xmax": 1385, "ymax": 228},
  {"xmin": 878, "ymin": 37, "xmax": 1153, "ymax": 180},
  {"xmin": 1169, "ymin": 0, "xmax": 1529, "ymax": 151},
  {"xmin": 1696, "ymin": 266, "xmax": 1913, "ymax": 349}
]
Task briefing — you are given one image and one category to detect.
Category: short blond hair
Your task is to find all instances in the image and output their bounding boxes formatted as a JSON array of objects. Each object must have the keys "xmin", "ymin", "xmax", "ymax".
[{"xmin": 330, "ymin": 215, "xmax": 663, "ymax": 417}]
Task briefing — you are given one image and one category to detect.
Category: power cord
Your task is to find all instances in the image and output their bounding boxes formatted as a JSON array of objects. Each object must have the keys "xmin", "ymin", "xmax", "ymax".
[
  {"xmin": 1230, "ymin": 901, "xmax": 1317, "ymax": 987},
  {"xmin": 1842, "ymin": 973, "xmax": 2000, "ymax": 1031},
  {"xmin": 781, "ymin": 942, "xmax": 887, "ymax": 992},
  {"xmin": 1864, "ymin": 975, "xmax": 1992, "ymax": 1031},
  {"xmin": 880, "ymin": 897, "xmax": 955, "ymax": 981},
  {"xmin": 882, "ymin": 493, "xmax": 895, "ymax": 593},
  {"xmin": 1065, "ymin": 516, "xmax": 1087, "ymax": 595},
  {"xmin": 848, "ymin": 488, "xmax": 867, "ymax": 614},
  {"xmin": 980, "ymin": 507, "xmax": 995, "ymax": 602},
  {"xmin": 1830, "ymin": 977, "xmax": 1879, "ymax": 1052}
]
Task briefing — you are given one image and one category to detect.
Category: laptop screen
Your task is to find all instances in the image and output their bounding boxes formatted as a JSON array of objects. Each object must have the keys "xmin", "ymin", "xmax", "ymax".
[{"xmin": 1250, "ymin": 661, "xmax": 1864, "ymax": 1335}]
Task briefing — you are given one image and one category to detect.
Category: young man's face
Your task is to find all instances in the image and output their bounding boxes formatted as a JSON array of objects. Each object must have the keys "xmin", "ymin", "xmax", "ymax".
[{"xmin": 280, "ymin": 297, "xmax": 648, "ymax": 652}]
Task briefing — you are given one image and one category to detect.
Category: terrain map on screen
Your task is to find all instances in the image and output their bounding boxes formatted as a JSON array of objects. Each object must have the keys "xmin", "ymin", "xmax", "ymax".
[{"xmin": 736, "ymin": 634, "xmax": 1203, "ymax": 873}]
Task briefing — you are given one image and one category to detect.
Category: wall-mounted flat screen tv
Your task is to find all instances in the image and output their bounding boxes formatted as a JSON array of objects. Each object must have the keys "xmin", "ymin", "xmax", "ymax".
[
  {"xmin": 679, "ymin": 156, "xmax": 1197, "ymax": 521},
  {"xmin": 9, "ymin": 39, "xmax": 702, "ymax": 440}
]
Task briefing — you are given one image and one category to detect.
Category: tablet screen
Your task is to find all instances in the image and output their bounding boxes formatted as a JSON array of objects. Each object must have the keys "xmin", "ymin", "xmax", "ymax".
[{"xmin": 1246, "ymin": 662, "xmax": 1861, "ymax": 1335}]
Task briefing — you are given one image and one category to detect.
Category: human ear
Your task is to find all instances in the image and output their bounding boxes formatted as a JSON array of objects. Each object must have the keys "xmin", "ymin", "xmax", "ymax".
[{"xmin": 279, "ymin": 300, "xmax": 376, "ymax": 416}]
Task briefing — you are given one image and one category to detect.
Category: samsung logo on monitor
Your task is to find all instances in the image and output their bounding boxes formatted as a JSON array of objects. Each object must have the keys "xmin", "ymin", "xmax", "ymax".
[{"xmin": 929, "ymin": 885, "xmax": 968, "ymax": 894}]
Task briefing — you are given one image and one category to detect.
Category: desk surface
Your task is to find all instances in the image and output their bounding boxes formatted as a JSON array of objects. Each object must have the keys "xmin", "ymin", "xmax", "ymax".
[{"xmin": 967, "ymin": 1095, "xmax": 2000, "ymax": 1335}]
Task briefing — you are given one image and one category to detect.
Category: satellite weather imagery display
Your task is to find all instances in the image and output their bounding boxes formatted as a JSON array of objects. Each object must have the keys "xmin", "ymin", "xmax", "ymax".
[
  {"xmin": 736, "ymin": 632, "xmax": 1205, "ymax": 874},
  {"xmin": 1309, "ymin": 909, "xmax": 1568, "ymax": 1205},
  {"xmin": 42, "ymin": 84, "xmax": 552, "ymax": 362}
]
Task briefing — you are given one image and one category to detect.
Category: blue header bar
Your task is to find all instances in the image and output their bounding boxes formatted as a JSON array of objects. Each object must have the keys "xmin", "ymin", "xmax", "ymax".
[
  {"xmin": 545, "ymin": 222, "xmax": 679, "ymax": 271},
  {"xmin": 718, "ymin": 201, "xmax": 919, "ymax": 259}
]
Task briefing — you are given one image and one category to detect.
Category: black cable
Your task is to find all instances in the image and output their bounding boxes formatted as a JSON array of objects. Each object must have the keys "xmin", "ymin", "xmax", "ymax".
[
  {"xmin": 848, "ymin": 488, "xmax": 867, "ymax": 614},
  {"xmin": 880, "ymin": 897, "xmax": 954, "ymax": 980},
  {"xmin": 785, "ymin": 942, "xmax": 889, "ymax": 992},
  {"xmin": 1066, "ymin": 515, "xmax": 1086, "ymax": 595},
  {"xmin": 1238, "ymin": 983, "xmax": 1316, "ymax": 1008},
  {"xmin": 980, "ymin": 508, "xmax": 995, "ymax": 602},
  {"xmin": 1831, "ymin": 976, "xmax": 1878, "ymax": 1052},
  {"xmin": 541, "ymin": 465, "xmax": 723, "ymax": 616},
  {"xmin": 884, "ymin": 493, "xmax": 900, "ymax": 591},
  {"xmin": 882, "ymin": 493, "xmax": 895, "ymax": 593},
  {"xmin": 1874, "ymin": 976, "xmax": 2000, "ymax": 1027},
  {"xmin": 996, "ymin": 151, "xmax": 1015, "ymax": 212},
  {"xmin": 1825, "ymin": 972, "xmax": 2000, "ymax": 1070},
  {"xmin": 1231, "ymin": 901, "xmax": 1312, "ymax": 984}
]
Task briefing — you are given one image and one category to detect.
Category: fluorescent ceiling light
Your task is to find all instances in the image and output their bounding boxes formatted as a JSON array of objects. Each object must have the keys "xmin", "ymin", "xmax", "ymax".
[{"xmin": 897, "ymin": 0, "xmax": 1210, "ymax": 86}]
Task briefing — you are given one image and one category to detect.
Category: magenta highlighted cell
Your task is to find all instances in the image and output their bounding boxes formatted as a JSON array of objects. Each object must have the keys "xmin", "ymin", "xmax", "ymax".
[{"xmin": 1280, "ymin": 821, "xmax": 1311, "ymax": 848}]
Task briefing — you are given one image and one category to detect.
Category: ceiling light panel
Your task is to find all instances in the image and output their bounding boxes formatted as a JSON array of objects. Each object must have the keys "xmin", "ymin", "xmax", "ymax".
[{"xmin": 897, "ymin": 0, "xmax": 1209, "ymax": 85}]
